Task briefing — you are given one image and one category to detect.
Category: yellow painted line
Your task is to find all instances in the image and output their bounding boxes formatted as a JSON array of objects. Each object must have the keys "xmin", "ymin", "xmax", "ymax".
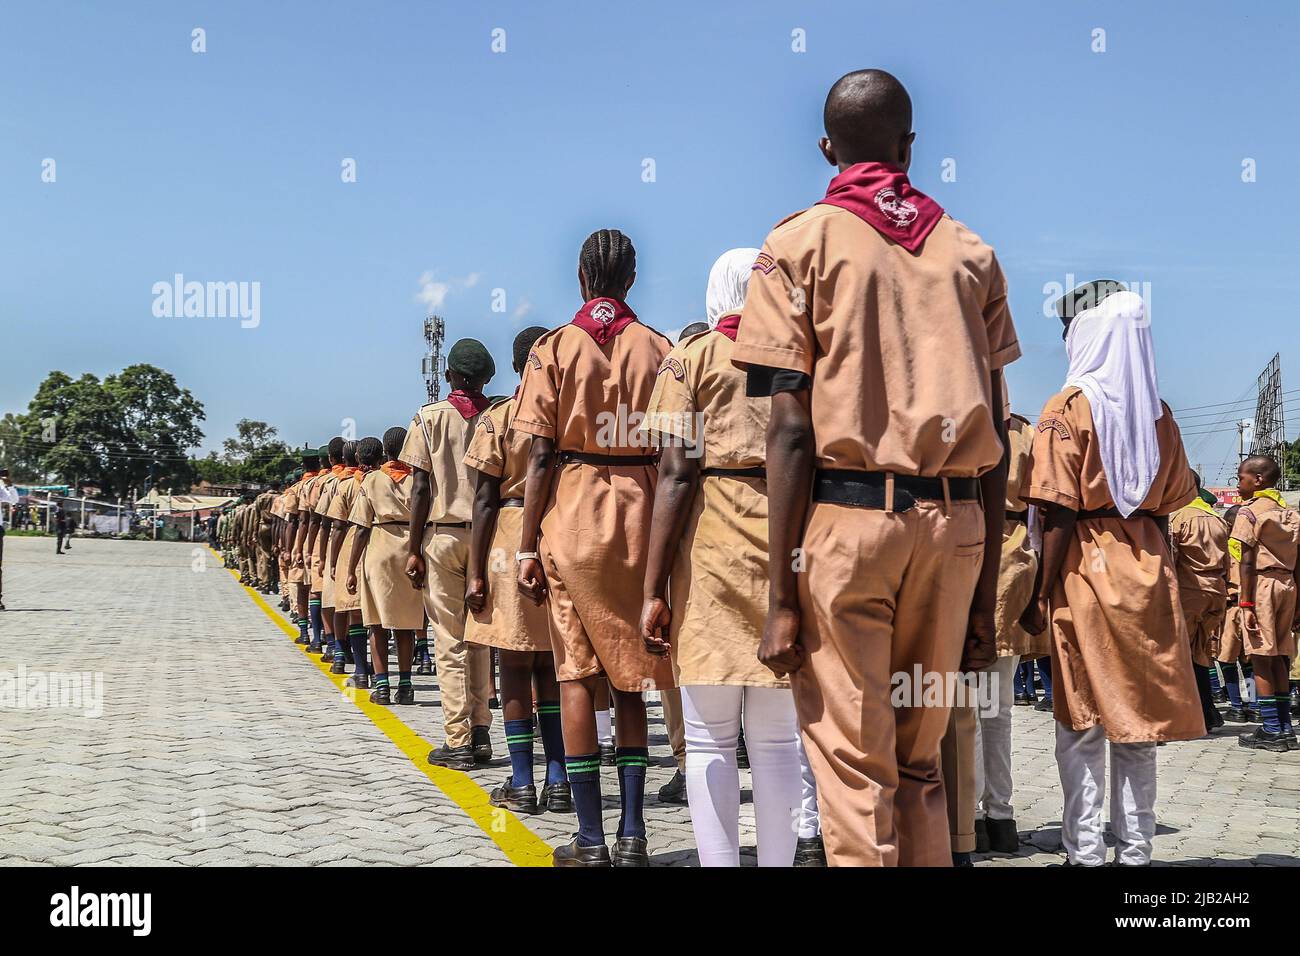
[{"xmin": 209, "ymin": 548, "xmax": 554, "ymax": 867}]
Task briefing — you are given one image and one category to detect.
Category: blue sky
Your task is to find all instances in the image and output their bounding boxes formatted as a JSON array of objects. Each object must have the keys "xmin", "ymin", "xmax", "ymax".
[{"xmin": 2, "ymin": 0, "xmax": 1298, "ymax": 485}]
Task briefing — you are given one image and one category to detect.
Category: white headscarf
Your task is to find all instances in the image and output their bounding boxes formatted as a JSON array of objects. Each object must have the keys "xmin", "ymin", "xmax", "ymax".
[
  {"xmin": 1063, "ymin": 289, "xmax": 1162, "ymax": 517},
  {"xmin": 705, "ymin": 247, "xmax": 761, "ymax": 328}
]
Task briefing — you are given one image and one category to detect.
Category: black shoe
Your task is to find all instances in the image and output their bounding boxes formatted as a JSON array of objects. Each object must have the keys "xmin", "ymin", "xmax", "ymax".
[
  {"xmin": 392, "ymin": 684, "xmax": 415, "ymax": 706},
  {"xmin": 1033, "ymin": 696, "xmax": 1054, "ymax": 712},
  {"xmin": 540, "ymin": 781, "xmax": 573, "ymax": 813},
  {"xmin": 489, "ymin": 697, "xmax": 500, "ymax": 710},
  {"xmin": 1014, "ymin": 693, "xmax": 1035, "ymax": 707},
  {"xmin": 952, "ymin": 852, "xmax": 974, "ymax": 867},
  {"xmin": 369, "ymin": 684, "xmax": 391, "ymax": 705},
  {"xmin": 793, "ymin": 835, "xmax": 827, "ymax": 867},
  {"xmin": 489, "ymin": 779, "xmax": 540, "ymax": 815},
  {"xmin": 330, "ymin": 656, "xmax": 346, "ymax": 674},
  {"xmin": 974, "ymin": 819, "xmax": 990, "ymax": 853},
  {"xmin": 1238, "ymin": 728, "xmax": 1289, "ymax": 752},
  {"xmin": 553, "ymin": 836, "xmax": 610, "ymax": 867},
  {"xmin": 1206, "ymin": 708, "xmax": 1225, "ymax": 730},
  {"xmin": 736, "ymin": 731, "xmax": 749, "ymax": 770},
  {"xmin": 307, "ymin": 641, "xmax": 322, "ymax": 654},
  {"xmin": 428, "ymin": 743, "xmax": 476, "ymax": 771},
  {"xmin": 416, "ymin": 660, "xmax": 433, "ymax": 676},
  {"xmin": 657, "ymin": 769, "xmax": 688, "ymax": 805},
  {"xmin": 1213, "ymin": 689, "xmax": 1229, "ymax": 704},
  {"xmin": 986, "ymin": 817, "xmax": 1020, "ymax": 854},
  {"xmin": 321, "ymin": 646, "xmax": 335, "ymax": 663},
  {"xmin": 1223, "ymin": 707, "xmax": 1253, "ymax": 723},
  {"xmin": 600, "ymin": 743, "xmax": 617, "ymax": 767},
  {"xmin": 1286, "ymin": 731, "xmax": 1299, "ymax": 749},
  {"xmin": 294, "ymin": 634, "xmax": 310, "ymax": 645},
  {"xmin": 472, "ymin": 726, "xmax": 493, "ymax": 763},
  {"xmin": 1291, "ymin": 687, "xmax": 1300, "ymax": 710},
  {"xmin": 611, "ymin": 835, "xmax": 649, "ymax": 867},
  {"xmin": 346, "ymin": 673, "xmax": 370, "ymax": 690}
]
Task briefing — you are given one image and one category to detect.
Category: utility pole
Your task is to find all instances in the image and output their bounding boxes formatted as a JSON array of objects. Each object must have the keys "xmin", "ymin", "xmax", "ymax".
[
  {"xmin": 422, "ymin": 315, "xmax": 446, "ymax": 403},
  {"xmin": 1238, "ymin": 419, "xmax": 1253, "ymax": 463}
]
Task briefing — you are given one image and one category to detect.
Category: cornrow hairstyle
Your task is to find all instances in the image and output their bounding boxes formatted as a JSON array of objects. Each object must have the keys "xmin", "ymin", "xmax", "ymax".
[
  {"xmin": 579, "ymin": 228, "xmax": 636, "ymax": 299},
  {"xmin": 343, "ymin": 440, "xmax": 358, "ymax": 467},
  {"xmin": 357, "ymin": 436, "xmax": 384, "ymax": 467},
  {"xmin": 513, "ymin": 326, "xmax": 549, "ymax": 371},
  {"xmin": 382, "ymin": 426, "xmax": 408, "ymax": 462},
  {"xmin": 327, "ymin": 436, "xmax": 346, "ymax": 462}
]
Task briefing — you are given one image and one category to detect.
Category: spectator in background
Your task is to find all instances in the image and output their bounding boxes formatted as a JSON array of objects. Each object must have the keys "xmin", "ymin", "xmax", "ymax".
[{"xmin": 0, "ymin": 470, "xmax": 18, "ymax": 611}]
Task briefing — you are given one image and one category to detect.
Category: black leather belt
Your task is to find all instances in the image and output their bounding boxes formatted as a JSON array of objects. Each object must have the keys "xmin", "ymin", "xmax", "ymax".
[
  {"xmin": 376, "ymin": 520, "xmax": 407, "ymax": 527},
  {"xmin": 1077, "ymin": 507, "xmax": 1152, "ymax": 520},
  {"xmin": 558, "ymin": 451, "xmax": 657, "ymax": 466},
  {"xmin": 426, "ymin": 520, "xmax": 469, "ymax": 529},
  {"xmin": 813, "ymin": 469, "xmax": 979, "ymax": 512},
  {"xmin": 701, "ymin": 466, "xmax": 766, "ymax": 479},
  {"xmin": 1005, "ymin": 510, "xmax": 1028, "ymax": 524},
  {"xmin": 500, "ymin": 498, "xmax": 524, "ymax": 508}
]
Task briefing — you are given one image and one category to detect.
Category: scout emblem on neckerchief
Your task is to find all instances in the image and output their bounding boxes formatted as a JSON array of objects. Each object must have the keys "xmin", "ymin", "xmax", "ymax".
[
  {"xmin": 817, "ymin": 162, "xmax": 944, "ymax": 253},
  {"xmin": 571, "ymin": 297, "xmax": 638, "ymax": 345}
]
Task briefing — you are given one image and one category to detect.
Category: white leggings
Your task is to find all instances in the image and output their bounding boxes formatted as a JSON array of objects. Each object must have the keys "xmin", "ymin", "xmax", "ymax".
[{"xmin": 681, "ymin": 684, "xmax": 803, "ymax": 866}]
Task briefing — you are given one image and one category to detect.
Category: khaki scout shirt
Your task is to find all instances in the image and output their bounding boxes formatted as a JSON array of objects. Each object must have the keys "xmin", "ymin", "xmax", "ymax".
[
  {"xmin": 732, "ymin": 205, "xmax": 1020, "ymax": 478},
  {"xmin": 463, "ymin": 396, "xmax": 531, "ymax": 501},
  {"xmin": 1170, "ymin": 505, "xmax": 1230, "ymax": 595},
  {"xmin": 1231, "ymin": 495, "xmax": 1300, "ymax": 574},
  {"xmin": 399, "ymin": 400, "xmax": 482, "ymax": 524}
]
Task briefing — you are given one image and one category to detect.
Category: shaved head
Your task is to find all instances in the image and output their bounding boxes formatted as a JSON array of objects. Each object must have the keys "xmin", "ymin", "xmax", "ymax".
[
  {"xmin": 820, "ymin": 69, "xmax": 914, "ymax": 170},
  {"xmin": 1242, "ymin": 454, "xmax": 1281, "ymax": 486}
]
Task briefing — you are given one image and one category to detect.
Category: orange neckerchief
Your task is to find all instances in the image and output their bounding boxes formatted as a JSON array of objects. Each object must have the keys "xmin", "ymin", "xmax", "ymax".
[
  {"xmin": 381, "ymin": 461, "xmax": 412, "ymax": 483},
  {"xmin": 302, "ymin": 470, "xmax": 319, "ymax": 480},
  {"xmin": 331, "ymin": 464, "xmax": 346, "ymax": 477},
  {"xmin": 340, "ymin": 466, "xmax": 359, "ymax": 480}
]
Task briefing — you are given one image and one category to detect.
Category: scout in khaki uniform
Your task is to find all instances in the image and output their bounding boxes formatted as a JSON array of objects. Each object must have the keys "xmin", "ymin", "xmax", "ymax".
[
  {"xmin": 1229, "ymin": 454, "xmax": 1299, "ymax": 752},
  {"xmin": 284, "ymin": 456, "xmax": 316, "ymax": 644},
  {"xmin": 464, "ymin": 326, "xmax": 571, "ymax": 816},
  {"xmin": 312, "ymin": 439, "xmax": 348, "ymax": 664},
  {"xmin": 401, "ymin": 341, "xmax": 496, "ymax": 768},
  {"xmin": 514, "ymin": 228, "xmax": 675, "ymax": 867},
  {"xmin": 732, "ymin": 71, "xmax": 1016, "ymax": 867},
  {"xmin": 326, "ymin": 442, "xmax": 364, "ymax": 678},
  {"xmin": 1169, "ymin": 471, "xmax": 1230, "ymax": 733},
  {"xmin": 640, "ymin": 248, "xmax": 806, "ymax": 868},
  {"xmin": 255, "ymin": 483, "xmax": 279, "ymax": 595},
  {"xmin": 1022, "ymin": 282, "xmax": 1201, "ymax": 867},
  {"xmin": 972, "ymin": 407, "xmax": 1044, "ymax": 856},
  {"xmin": 1216, "ymin": 504, "xmax": 1258, "ymax": 721},
  {"xmin": 348, "ymin": 430, "xmax": 428, "ymax": 701},
  {"xmin": 293, "ymin": 448, "xmax": 330, "ymax": 652}
]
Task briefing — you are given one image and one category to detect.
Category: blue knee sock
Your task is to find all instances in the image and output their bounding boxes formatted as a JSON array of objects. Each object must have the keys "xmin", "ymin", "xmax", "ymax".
[
  {"xmin": 1037, "ymin": 656, "xmax": 1053, "ymax": 700},
  {"xmin": 297, "ymin": 616, "xmax": 309, "ymax": 640},
  {"xmin": 1278, "ymin": 695, "xmax": 1293, "ymax": 736},
  {"xmin": 504, "ymin": 718, "xmax": 535, "ymax": 788},
  {"xmin": 1261, "ymin": 695, "xmax": 1281, "ymax": 734},
  {"xmin": 1208, "ymin": 665, "xmax": 1222, "ymax": 694},
  {"xmin": 348, "ymin": 626, "xmax": 369, "ymax": 675},
  {"xmin": 537, "ymin": 702, "xmax": 566, "ymax": 785},
  {"xmin": 308, "ymin": 600, "xmax": 323, "ymax": 644},
  {"xmin": 615, "ymin": 747, "xmax": 649, "ymax": 840},
  {"xmin": 565, "ymin": 753, "xmax": 604, "ymax": 847},
  {"xmin": 1222, "ymin": 662, "xmax": 1242, "ymax": 708}
]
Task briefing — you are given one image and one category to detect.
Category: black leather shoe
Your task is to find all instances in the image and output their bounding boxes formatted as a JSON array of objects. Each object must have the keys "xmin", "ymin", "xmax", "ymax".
[
  {"xmin": 611, "ymin": 835, "xmax": 649, "ymax": 867},
  {"xmin": 1205, "ymin": 708, "xmax": 1225, "ymax": 730},
  {"xmin": 346, "ymin": 674, "xmax": 370, "ymax": 690},
  {"xmin": 428, "ymin": 743, "xmax": 476, "ymax": 770},
  {"xmin": 600, "ymin": 743, "xmax": 616, "ymax": 767},
  {"xmin": 553, "ymin": 836, "xmax": 610, "ymax": 867},
  {"xmin": 657, "ymin": 769, "xmax": 688, "ymax": 805},
  {"xmin": 1223, "ymin": 707, "xmax": 1253, "ymax": 723},
  {"xmin": 472, "ymin": 726, "xmax": 493, "ymax": 763},
  {"xmin": 321, "ymin": 646, "xmax": 334, "ymax": 663},
  {"xmin": 952, "ymin": 852, "xmax": 974, "ymax": 867},
  {"xmin": 986, "ymin": 817, "xmax": 1019, "ymax": 854},
  {"xmin": 793, "ymin": 835, "xmax": 827, "ymax": 867},
  {"xmin": 1290, "ymin": 686, "xmax": 1300, "ymax": 709},
  {"xmin": 540, "ymin": 781, "xmax": 573, "ymax": 813},
  {"xmin": 392, "ymin": 684, "xmax": 415, "ymax": 706},
  {"xmin": 490, "ymin": 779, "xmax": 540, "ymax": 814},
  {"xmin": 735, "ymin": 731, "xmax": 749, "ymax": 770},
  {"xmin": 294, "ymin": 635, "xmax": 310, "ymax": 645},
  {"xmin": 330, "ymin": 656, "xmax": 346, "ymax": 674},
  {"xmin": 1014, "ymin": 693, "xmax": 1035, "ymax": 707},
  {"xmin": 1213, "ymin": 689, "xmax": 1229, "ymax": 704},
  {"xmin": 1033, "ymin": 696, "xmax": 1053, "ymax": 712},
  {"xmin": 1239, "ymin": 728, "xmax": 1289, "ymax": 752},
  {"xmin": 369, "ymin": 685, "xmax": 391, "ymax": 705},
  {"xmin": 307, "ymin": 641, "xmax": 322, "ymax": 654},
  {"xmin": 974, "ymin": 819, "xmax": 990, "ymax": 853},
  {"xmin": 416, "ymin": 660, "xmax": 433, "ymax": 676}
]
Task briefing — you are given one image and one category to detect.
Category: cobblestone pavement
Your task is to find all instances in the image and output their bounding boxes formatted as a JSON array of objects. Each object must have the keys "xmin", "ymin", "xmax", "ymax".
[{"xmin": 1, "ymin": 537, "xmax": 1298, "ymax": 866}]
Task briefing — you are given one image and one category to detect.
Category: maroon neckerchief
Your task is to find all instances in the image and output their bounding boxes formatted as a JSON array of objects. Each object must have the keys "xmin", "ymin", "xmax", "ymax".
[
  {"xmin": 713, "ymin": 312, "xmax": 741, "ymax": 341},
  {"xmin": 570, "ymin": 297, "xmax": 638, "ymax": 346},
  {"xmin": 447, "ymin": 388, "xmax": 490, "ymax": 420},
  {"xmin": 817, "ymin": 162, "xmax": 944, "ymax": 253}
]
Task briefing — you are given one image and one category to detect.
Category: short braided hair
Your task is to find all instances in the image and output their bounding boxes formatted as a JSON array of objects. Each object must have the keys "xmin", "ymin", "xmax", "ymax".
[
  {"xmin": 579, "ymin": 229, "xmax": 636, "ymax": 299},
  {"xmin": 357, "ymin": 436, "xmax": 384, "ymax": 468}
]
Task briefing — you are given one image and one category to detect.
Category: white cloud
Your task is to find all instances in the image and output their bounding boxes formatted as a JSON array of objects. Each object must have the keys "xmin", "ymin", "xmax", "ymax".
[
  {"xmin": 415, "ymin": 271, "xmax": 481, "ymax": 310},
  {"xmin": 512, "ymin": 297, "xmax": 533, "ymax": 320}
]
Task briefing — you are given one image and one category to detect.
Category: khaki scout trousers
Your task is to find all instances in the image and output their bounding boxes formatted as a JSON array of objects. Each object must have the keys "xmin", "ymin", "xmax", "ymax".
[
  {"xmin": 422, "ymin": 525, "xmax": 491, "ymax": 748},
  {"xmin": 940, "ymin": 700, "xmax": 978, "ymax": 854},
  {"xmin": 793, "ymin": 499, "xmax": 985, "ymax": 867}
]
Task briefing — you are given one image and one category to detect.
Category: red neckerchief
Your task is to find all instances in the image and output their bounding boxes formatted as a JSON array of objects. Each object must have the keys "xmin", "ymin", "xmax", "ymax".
[
  {"xmin": 447, "ymin": 389, "xmax": 490, "ymax": 420},
  {"xmin": 713, "ymin": 312, "xmax": 741, "ymax": 341},
  {"xmin": 817, "ymin": 162, "xmax": 944, "ymax": 253},
  {"xmin": 381, "ymin": 461, "xmax": 412, "ymax": 482},
  {"xmin": 571, "ymin": 297, "xmax": 638, "ymax": 346}
]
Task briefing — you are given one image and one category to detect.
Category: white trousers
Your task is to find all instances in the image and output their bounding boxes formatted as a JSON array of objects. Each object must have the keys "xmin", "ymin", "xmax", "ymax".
[
  {"xmin": 974, "ymin": 655, "xmax": 1019, "ymax": 821},
  {"xmin": 1055, "ymin": 722, "xmax": 1157, "ymax": 866},
  {"xmin": 681, "ymin": 684, "xmax": 802, "ymax": 867},
  {"xmin": 796, "ymin": 736, "xmax": 820, "ymax": 840}
]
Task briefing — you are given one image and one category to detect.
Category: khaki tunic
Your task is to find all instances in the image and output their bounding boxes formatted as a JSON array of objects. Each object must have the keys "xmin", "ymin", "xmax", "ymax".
[
  {"xmin": 327, "ymin": 473, "xmax": 363, "ymax": 613},
  {"xmin": 282, "ymin": 480, "xmax": 306, "ymax": 585},
  {"xmin": 642, "ymin": 322, "xmax": 785, "ymax": 688},
  {"xmin": 1169, "ymin": 504, "xmax": 1229, "ymax": 667},
  {"xmin": 298, "ymin": 473, "xmax": 327, "ymax": 592},
  {"xmin": 1229, "ymin": 495, "xmax": 1299, "ymax": 658},
  {"xmin": 313, "ymin": 471, "xmax": 342, "ymax": 601},
  {"xmin": 513, "ymin": 317, "xmax": 677, "ymax": 693},
  {"xmin": 462, "ymin": 396, "xmax": 551, "ymax": 652},
  {"xmin": 399, "ymin": 400, "xmax": 479, "ymax": 524},
  {"xmin": 1025, "ymin": 387, "xmax": 1202, "ymax": 743},
  {"xmin": 996, "ymin": 415, "xmax": 1045, "ymax": 658},
  {"xmin": 350, "ymin": 469, "xmax": 425, "ymax": 630}
]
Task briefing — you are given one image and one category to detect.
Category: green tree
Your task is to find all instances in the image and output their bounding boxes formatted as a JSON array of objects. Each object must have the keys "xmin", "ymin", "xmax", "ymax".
[{"xmin": 219, "ymin": 419, "xmax": 295, "ymax": 485}]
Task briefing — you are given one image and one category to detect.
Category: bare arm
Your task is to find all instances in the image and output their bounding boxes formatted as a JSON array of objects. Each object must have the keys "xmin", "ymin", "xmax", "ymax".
[
  {"xmin": 1022, "ymin": 502, "xmax": 1078, "ymax": 634},
  {"xmin": 516, "ymin": 436, "xmax": 555, "ymax": 605},
  {"xmin": 639, "ymin": 443, "xmax": 698, "ymax": 652},
  {"xmin": 465, "ymin": 470, "xmax": 501, "ymax": 614},
  {"xmin": 404, "ymin": 468, "xmax": 432, "ymax": 589},
  {"xmin": 964, "ymin": 369, "xmax": 1010, "ymax": 671},
  {"xmin": 346, "ymin": 526, "xmax": 370, "ymax": 594}
]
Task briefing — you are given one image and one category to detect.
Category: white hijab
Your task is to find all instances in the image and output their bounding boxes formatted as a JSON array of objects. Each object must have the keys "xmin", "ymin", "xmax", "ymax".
[
  {"xmin": 705, "ymin": 247, "xmax": 761, "ymax": 328},
  {"xmin": 1063, "ymin": 289, "xmax": 1162, "ymax": 517}
]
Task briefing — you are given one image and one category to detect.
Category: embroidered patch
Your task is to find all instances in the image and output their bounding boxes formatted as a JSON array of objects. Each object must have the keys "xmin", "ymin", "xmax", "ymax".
[
  {"xmin": 480, "ymin": 417, "xmax": 495, "ymax": 434},
  {"xmin": 1037, "ymin": 418, "xmax": 1070, "ymax": 440},
  {"xmin": 874, "ymin": 186, "xmax": 919, "ymax": 228},
  {"xmin": 527, "ymin": 350, "xmax": 542, "ymax": 370},
  {"xmin": 752, "ymin": 251, "xmax": 776, "ymax": 274},
  {"xmin": 658, "ymin": 357, "xmax": 686, "ymax": 381},
  {"xmin": 591, "ymin": 301, "xmax": 617, "ymax": 325}
]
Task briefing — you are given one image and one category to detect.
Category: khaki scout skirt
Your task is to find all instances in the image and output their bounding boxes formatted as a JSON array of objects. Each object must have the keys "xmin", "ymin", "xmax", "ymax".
[
  {"xmin": 332, "ymin": 526, "xmax": 361, "ymax": 613},
  {"xmin": 465, "ymin": 506, "xmax": 551, "ymax": 652},
  {"xmin": 362, "ymin": 522, "xmax": 425, "ymax": 631}
]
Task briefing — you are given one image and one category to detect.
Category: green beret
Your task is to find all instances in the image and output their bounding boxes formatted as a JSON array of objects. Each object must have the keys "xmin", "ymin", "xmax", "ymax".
[
  {"xmin": 317, "ymin": 444, "xmax": 330, "ymax": 460},
  {"xmin": 448, "ymin": 338, "xmax": 495, "ymax": 383},
  {"xmin": 1054, "ymin": 279, "xmax": 1126, "ymax": 333}
]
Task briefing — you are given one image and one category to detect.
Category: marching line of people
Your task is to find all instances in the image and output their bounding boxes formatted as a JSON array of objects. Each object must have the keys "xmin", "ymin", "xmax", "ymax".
[{"xmin": 214, "ymin": 68, "xmax": 1300, "ymax": 868}]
